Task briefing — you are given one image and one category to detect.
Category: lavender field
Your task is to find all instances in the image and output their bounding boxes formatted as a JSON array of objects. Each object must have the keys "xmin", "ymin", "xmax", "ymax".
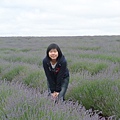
[{"xmin": 0, "ymin": 36, "xmax": 120, "ymax": 120}]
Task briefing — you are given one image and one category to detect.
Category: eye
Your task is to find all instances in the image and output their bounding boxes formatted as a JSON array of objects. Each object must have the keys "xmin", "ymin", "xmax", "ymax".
[
  {"xmin": 49, "ymin": 49, "xmax": 58, "ymax": 53},
  {"xmin": 54, "ymin": 51, "xmax": 57, "ymax": 53}
]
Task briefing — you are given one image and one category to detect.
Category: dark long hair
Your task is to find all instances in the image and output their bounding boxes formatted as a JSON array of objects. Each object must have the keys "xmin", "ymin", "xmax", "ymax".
[{"xmin": 46, "ymin": 43, "xmax": 62, "ymax": 60}]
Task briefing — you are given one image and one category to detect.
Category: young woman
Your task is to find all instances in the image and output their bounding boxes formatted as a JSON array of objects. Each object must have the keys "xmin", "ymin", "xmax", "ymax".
[{"xmin": 43, "ymin": 43, "xmax": 69, "ymax": 101}]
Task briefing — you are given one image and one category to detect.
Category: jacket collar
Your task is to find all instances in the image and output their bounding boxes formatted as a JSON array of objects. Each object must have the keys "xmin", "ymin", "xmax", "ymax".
[{"xmin": 46, "ymin": 55, "xmax": 64, "ymax": 66}]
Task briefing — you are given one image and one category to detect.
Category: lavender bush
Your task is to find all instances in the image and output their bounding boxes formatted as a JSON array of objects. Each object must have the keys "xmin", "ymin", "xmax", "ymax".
[
  {"xmin": 66, "ymin": 79, "xmax": 120, "ymax": 118},
  {"xmin": 0, "ymin": 80, "xmax": 101, "ymax": 120}
]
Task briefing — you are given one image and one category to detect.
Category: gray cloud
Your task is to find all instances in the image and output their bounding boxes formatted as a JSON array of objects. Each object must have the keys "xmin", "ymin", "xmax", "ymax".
[{"xmin": 0, "ymin": 0, "xmax": 120, "ymax": 36}]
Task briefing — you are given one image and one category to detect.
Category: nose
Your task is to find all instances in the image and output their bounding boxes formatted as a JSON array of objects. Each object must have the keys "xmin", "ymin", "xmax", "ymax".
[{"xmin": 51, "ymin": 52, "xmax": 55, "ymax": 54}]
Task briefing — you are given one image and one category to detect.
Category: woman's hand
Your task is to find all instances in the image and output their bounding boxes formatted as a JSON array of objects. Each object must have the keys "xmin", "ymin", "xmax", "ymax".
[{"xmin": 51, "ymin": 92, "xmax": 59, "ymax": 99}]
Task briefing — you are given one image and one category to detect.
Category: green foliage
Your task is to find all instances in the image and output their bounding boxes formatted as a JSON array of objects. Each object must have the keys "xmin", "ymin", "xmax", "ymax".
[
  {"xmin": 0, "ymin": 64, "xmax": 10, "ymax": 74},
  {"xmin": 0, "ymin": 36, "xmax": 120, "ymax": 119},
  {"xmin": 70, "ymin": 61, "xmax": 108, "ymax": 75},
  {"xmin": 88, "ymin": 63, "xmax": 108, "ymax": 75},
  {"xmin": 78, "ymin": 46, "xmax": 101, "ymax": 51},
  {"xmin": 113, "ymin": 65, "xmax": 120, "ymax": 73},
  {"xmin": 23, "ymin": 70, "xmax": 46, "ymax": 90},
  {"xmin": 79, "ymin": 54, "xmax": 120, "ymax": 63},
  {"xmin": 0, "ymin": 82, "xmax": 14, "ymax": 118},
  {"xmin": 2, "ymin": 66, "xmax": 25, "ymax": 81},
  {"xmin": 2, "ymin": 55, "xmax": 23, "ymax": 62},
  {"xmin": 0, "ymin": 48, "xmax": 19, "ymax": 52},
  {"xmin": 67, "ymin": 79, "xmax": 120, "ymax": 118},
  {"xmin": 0, "ymin": 66, "xmax": 2, "ymax": 74},
  {"xmin": 21, "ymin": 48, "xmax": 31, "ymax": 52},
  {"xmin": 0, "ymin": 81, "xmax": 97, "ymax": 120},
  {"xmin": 1, "ymin": 54, "xmax": 42, "ymax": 65}
]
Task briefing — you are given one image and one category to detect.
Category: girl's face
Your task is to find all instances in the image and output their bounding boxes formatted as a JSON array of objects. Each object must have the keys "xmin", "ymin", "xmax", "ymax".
[{"xmin": 48, "ymin": 49, "xmax": 58, "ymax": 60}]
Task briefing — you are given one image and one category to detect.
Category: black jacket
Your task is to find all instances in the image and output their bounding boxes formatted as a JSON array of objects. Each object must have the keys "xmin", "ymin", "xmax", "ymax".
[{"xmin": 43, "ymin": 55, "xmax": 69, "ymax": 93}]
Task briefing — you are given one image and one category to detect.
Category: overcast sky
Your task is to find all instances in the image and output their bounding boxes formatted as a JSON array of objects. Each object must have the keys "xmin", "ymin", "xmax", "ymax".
[{"xmin": 0, "ymin": 0, "xmax": 120, "ymax": 36}]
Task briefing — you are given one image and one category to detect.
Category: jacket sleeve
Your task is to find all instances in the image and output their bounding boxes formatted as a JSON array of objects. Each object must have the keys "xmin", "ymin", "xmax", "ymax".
[
  {"xmin": 43, "ymin": 59, "xmax": 55, "ymax": 93},
  {"xmin": 56, "ymin": 60, "xmax": 67, "ymax": 92}
]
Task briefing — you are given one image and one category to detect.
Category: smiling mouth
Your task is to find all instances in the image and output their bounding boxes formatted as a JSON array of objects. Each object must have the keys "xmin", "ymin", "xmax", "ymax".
[
  {"xmin": 51, "ymin": 55, "xmax": 56, "ymax": 57},
  {"xmin": 50, "ymin": 56, "xmax": 57, "ymax": 59}
]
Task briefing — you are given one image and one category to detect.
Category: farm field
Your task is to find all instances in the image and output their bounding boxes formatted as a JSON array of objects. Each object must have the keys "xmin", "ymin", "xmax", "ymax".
[{"xmin": 0, "ymin": 36, "xmax": 120, "ymax": 120}]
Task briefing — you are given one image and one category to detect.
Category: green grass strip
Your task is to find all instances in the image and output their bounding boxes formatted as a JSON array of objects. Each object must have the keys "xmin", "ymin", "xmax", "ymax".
[{"xmin": 79, "ymin": 53, "xmax": 120, "ymax": 63}]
